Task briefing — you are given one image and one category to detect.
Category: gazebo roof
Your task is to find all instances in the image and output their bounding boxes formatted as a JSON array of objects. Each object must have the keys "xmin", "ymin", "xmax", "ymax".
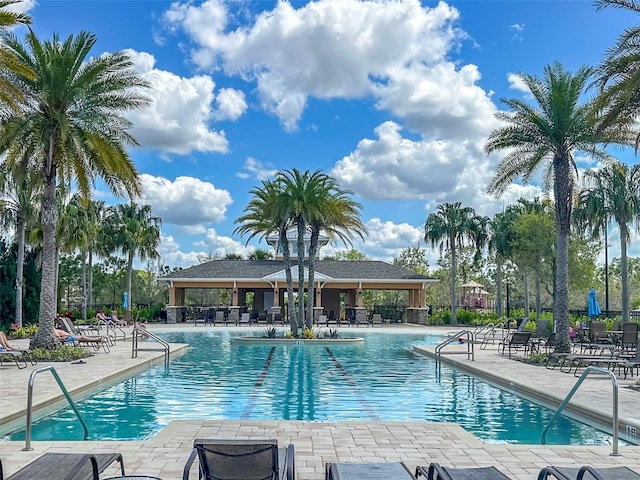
[
  {"xmin": 161, "ymin": 259, "xmax": 436, "ymax": 284},
  {"xmin": 461, "ymin": 280, "xmax": 485, "ymax": 288}
]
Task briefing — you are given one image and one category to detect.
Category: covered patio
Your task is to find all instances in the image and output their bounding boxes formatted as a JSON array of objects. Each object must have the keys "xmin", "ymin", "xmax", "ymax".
[{"xmin": 160, "ymin": 259, "xmax": 437, "ymax": 325}]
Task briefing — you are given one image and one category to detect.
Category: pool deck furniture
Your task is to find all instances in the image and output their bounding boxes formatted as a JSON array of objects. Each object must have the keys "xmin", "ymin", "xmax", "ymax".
[
  {"xmin": 182, "ymin": 439, "xmax": 295, "ymax": 480},
  {"xmin": 325, "ymin": 461, "xmax": 413, "ymax": 479},
  {"xmin": 0, "ymin": 349, "xmax": 33, "ymax": 369},
  {"xmin": 537, "ymin": 465, "xmax": 640, "ymax": 479},
  {"xmin": 416, "ymin": 463, "xmax": 513, "ymax": 480},
  {"xmin": 0, "ymin": 452, "xmax": 124, "ymax": 480},
  {"xmin": 498, "ymin": 331, "xmax": 532, "ymax": 358}
]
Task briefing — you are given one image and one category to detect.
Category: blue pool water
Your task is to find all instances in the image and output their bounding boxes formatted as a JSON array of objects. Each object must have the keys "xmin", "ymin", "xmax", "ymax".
[{"xmin": 6, "ymin": 331, "xmax": 619, "ymax": 445}]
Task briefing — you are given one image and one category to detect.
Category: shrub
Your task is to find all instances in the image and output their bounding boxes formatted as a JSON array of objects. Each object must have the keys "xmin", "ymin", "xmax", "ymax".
[
  {"xmin": 263, "ymin": 327, "xmax": 279, "ymax": 338},
  {"xmin": 324, "ymin": 328, "xmax": 340, "ymax": 339},
  {"xmin": 301, "ymin": 328, "xmax": 320, "ymax": 339},
  {"xmin": 30, "ymin": 346, "xmax": 91, "ymax": 362},
  {"xmin": 8, "ymin": 323, "xmax": 38, "ymax": 339}
]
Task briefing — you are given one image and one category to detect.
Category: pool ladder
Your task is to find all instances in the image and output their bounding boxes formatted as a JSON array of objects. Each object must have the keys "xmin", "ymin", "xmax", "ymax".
[
  {"xmin": 131, "ymin": 324, "xmax": 170, "ymax": 368},
  {"xmin": 541, "ymin": 366, "xmax": 619, "ymax": 455},
  {"xmin": 23, "ymin": 366, "xmax": 89, "ymax": 451},
  {"xmin": 435, "ymin": 330, "xmax": 474, "ymax": 366}
]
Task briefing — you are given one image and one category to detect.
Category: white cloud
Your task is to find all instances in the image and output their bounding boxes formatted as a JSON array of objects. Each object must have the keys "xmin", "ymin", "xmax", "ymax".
[
  {"xmin": 213, "ymin": 88, "xmax": 247, "ymax": 121},
  {"xmin": 507, "ymin": 72, "xmax": 530, "ymax": 93},
  {"xmin": 159, "ymin": 234, "xmax": 204, "ymax": 268},
  {"xmin": 124, "ymin": 49, "xmax": 229, "ymax": 155},
  {"xmin": 140, "ymin": 174, "xmax": 232, "ymax": 226},
  {"xmin": 510, "ymin": 22, "xmax": 525, "ymax": 41},
  {"xmin": 236, "ymin": 157, "xmax": 278, "ymax": 181},
  {"xmin": 162, "ymin": 0, "xmax": 469, "ymax": 131},
  {"xmin": 6, "ymin": 0, "xmax": 35, "ymax": 14},
  {"xmin": 194, "ymin": 228, "xmax": 255, "ymax": 258}
]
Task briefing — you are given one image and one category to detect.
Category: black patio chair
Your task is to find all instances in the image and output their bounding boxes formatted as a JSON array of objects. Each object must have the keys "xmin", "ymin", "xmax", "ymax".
[
  {"xmin": 326, "ymin": 462, "xmax": 413, "ymax": 479},
  {"xmin": 182, "ymin": 439, "xmax": 295, "ymax": 480},
  {"xmin": 537, "ymin": 465, "xmax": 640, "ymax": 479},
  {"xmin": 498, "ymin": 331, "xmax": 532, "ymax": 358},
  {"xmin": 416, "ymin": 463, "xmax": 512, "ymax": 480}
]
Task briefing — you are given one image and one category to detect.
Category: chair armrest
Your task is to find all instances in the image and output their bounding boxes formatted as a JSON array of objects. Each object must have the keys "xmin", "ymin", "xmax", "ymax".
[
  {"xmin": 576, "ymin": 466, "xmax": 605, "ymax": 480},
  {"xmin": 415, "ymin": 465, "xmax": 429, "ymax": 478},
  {"xmin": 182, "ymin": 448, "xmax": 198, "ymax": 480},
  {"xmin": 280, "ymin": 444, "xmax": 295, "ymax": 480}
]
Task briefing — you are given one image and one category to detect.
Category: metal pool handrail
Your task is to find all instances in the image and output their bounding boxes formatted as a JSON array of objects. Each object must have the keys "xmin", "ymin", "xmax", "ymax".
[
  {"xmin": 131, "ymin": 324, "xmax": 169, "ymax": 368},
  {"xmin": 24, "ymin": 366, "xmax": 89, "ymax": 451},
  {"xmin": 435, "ymin": 330, "xmax": 474, "ymax": 365},
  {"xmin": 541, "ymin": 366, "xmax": 619, "ymax": 456}
]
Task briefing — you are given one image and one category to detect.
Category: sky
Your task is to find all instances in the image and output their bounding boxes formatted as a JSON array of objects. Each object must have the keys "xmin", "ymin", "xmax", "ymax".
[{"xmin": 9, "ymin": 0, "xmax": 640, "ymax": 270}]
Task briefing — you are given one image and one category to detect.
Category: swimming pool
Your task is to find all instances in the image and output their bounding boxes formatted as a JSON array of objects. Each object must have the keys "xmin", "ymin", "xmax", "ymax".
[{"xmin": 6, "ymin": 331, "xmax": 619, "ymax": 445}]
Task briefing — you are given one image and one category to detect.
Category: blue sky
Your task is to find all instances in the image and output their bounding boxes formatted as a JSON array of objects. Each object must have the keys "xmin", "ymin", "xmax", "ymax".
[{"xmin": 12, "ymin": 0, "xmax": 640, "ymax": 269}]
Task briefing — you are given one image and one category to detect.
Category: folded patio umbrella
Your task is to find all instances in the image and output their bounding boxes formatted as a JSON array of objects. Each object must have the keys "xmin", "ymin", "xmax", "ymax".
[{"xmin": 588, "ymin": 288, "xmax": 601, "ymax": 318}]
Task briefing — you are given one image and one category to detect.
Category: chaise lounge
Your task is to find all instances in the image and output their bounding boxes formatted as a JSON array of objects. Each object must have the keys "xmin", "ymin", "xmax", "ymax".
[
  {"xmin": 537, "ymin": 465, "xmax": 640, "ymax": 479},
  {"xmin": 416, "ymin": 463, "xmax": 513, "ymax": 480},
  {"xmin": 0, "ymin": 452, "xmax": 125, "ymax": 480}
]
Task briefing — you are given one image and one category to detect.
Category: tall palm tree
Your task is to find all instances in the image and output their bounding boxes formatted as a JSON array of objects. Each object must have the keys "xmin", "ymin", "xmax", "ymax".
[
  {"xmin": 487, "ymin": 210, "xmax": 517, "ymax": 317},
  {"xmin": 105, "ymin": 202, "xmax": 161, "ymax": 320},
  {"xmin": 0, "ymin": 166, "xmax": 39, "ymax": 327},
  {"xmin": 594, "ymin": 0, "xmax": 640, "ymax": 138},
  {"xmin": 277, "ymin": 169, "xmax": 314, "ymax": 327},
  {"xmin": 485, "ymin": 62, "xmax": 632, "ymax": 352},
  {"xmin": 85, "ymin": 199, "xmax": 108, "ymax": 311},
  {"xmin": 0, "ymin": 0, "xmax": 31, "ymax": 111},
  {"xmin": 235, "ymin": 179, "xmax": 297, "ymax": 330},
  {"xmin": 424, "ymin": 202, "xmax": 485, "ymax": 325},
  {"xmin": 0, "ymin": 31, "xmax": 149, "ymax": 348},
  {"xmin": 578, "ymin": 162, "xmax": 640, "ymax": 323},
  {"xmin": 301, "ymin": 174, "xmax": 366, "ymax": 327}
]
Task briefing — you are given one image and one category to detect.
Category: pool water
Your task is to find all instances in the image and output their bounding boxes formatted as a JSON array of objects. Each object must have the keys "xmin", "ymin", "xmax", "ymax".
[{"xmin": 6, "ymin": 331, "xmax": 619, "ymax": 445}]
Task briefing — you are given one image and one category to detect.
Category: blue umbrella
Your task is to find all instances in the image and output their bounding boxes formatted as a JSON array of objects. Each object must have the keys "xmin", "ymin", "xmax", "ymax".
[
  {"xmin": 122, "ymin": 291, "xmax": 129, "ymax": 310},
  {"xmin": 587, "ymin": 288, "xmax": 601, "ymax": 318}
]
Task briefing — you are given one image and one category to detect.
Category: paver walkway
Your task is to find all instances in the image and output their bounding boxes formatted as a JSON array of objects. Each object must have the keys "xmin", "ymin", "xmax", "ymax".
[{"xmin": 0, "ymin": 324, "xmax": 638, "ymax": 480}]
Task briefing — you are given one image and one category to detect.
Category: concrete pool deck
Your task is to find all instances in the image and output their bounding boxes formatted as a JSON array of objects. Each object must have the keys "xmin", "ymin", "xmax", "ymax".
[{"xmin": 0, "ymin": 324, "xmax": 638, "ymax": 479}]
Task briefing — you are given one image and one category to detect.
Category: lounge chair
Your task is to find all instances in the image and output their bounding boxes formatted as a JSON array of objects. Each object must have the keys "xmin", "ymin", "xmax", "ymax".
[
  {"xmin": 537, "ymin": 465, "xmax": 640, "ymax": 479},
  {"xmin": 272, "ymin": 312, "xmax": 285, "ymax": 326},
  {"xmin": 0, "ymin": 349, "xmax": 31, "ymax": 369},
  {"xmin": 214, "ymin": 310, "xmax": 226, "ymax": 326},
  {"xmin": 326, "ymin": 462, "xmax": 413, "ymax": 479},
  {"xmin": 416, "ymin": 463, "xmax": 513, "ymax": 480},
  {"xmin": 620, "ymin": 340, "xmax": 640, "ymax": 378},
  {"xmin": 110, "ymin": 311, "xmax": 128, "ymax": 327},
  {"xmin": 355, "ymin": 311, "xmax": 369, "ymax": 327},
  {"xmin": 371, "ymin": 313, "xmax": 383, "ymax": 327},
  {"xmin": 0, "ymin": 452, "xmax": 125, "ymax": 480},
  {"xmin": 182, "ymin": 439, "xmax": 295, "ymax": 480},
  {"xmin": 227, "ymin": 309, "xmax": 239, "ymax": 326},
  {"xmin": 498, "ymin": 331, "xmax": 532, "ymax": 358},
  {"xmin": 58, "ymin": 318, "xmax": 111, "ymax": 353},
  {"xmin": 620, "ymin": 322, "xmax": 639, "ymax": 352},
  {"xmin": 194, "ymin": 309, "xmax": 208, "ymax": 326},
  {"xmin": 318, "ymin": 314, "xmax": 328, "ymax": 326},
  {"xmin": 239, "ymin": 312, "xmax": 252, "ymax": 326}
]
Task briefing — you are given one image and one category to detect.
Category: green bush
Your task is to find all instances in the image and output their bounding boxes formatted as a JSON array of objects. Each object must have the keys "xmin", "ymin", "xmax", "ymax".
[
  {"xmin": 29, "ymin": 346, "xmax": 92, "ymax": 362},
  {"xmin": 8, "ymin": 323, "xmax": 38, "ymax": 339},
  {"xmin": 263, "ymin": 327, "xmax": 279, "ymax": 338}
]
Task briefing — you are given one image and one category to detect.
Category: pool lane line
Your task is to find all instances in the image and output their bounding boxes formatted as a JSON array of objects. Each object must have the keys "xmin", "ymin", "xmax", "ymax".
[
  {"xmin": 241, "ymin": 346, "xmax": 276, "ymax": 418},
  {"xmin": 325, "ymin": 347, "xmax": 380, "ymax": 421}
]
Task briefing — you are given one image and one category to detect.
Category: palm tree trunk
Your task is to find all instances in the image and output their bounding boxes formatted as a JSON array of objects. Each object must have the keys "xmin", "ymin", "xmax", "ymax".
[
  {"xmin": 280, "ymin": 229, "xmax": 297, "ymax": 332},
  {"xmin": 523, "ymin": 272, "xmax": 530, "ymax": 319},
  {"xmin": 126, "ymin": 251, "xmax": 134, "ymax": 318},
  {"xmin": 553, "ymin": 155, "xmax": 571, "ymax": 353},
  {"xmin": 32, "ymin": 174, "xmax": 59, "ymax": 349},
  {"xmin": 450, "ymin": 239, "xmax": 458, "ymax": 325},
  {"xmin": 306, "ymin": 230, "xmax": 319, "ymax": 328},
  {"xmin": 535, "ymin": 274, "xmax": 541, "ymax": 321},
  {"xmin": 620, "ymin": 223, "xmax": 629, "ymax": 323},
  {"xmin": 14, "ymin": 218, "xmax": 26, "ymax": 328},
  {"xmin": 297, "ymin": 221, "xmax": 307, "ymax": 328},
  {"xmin": 495, "ymin": 257, "xmax": 503, "ymax": 317},
  {"xmin": 88, "ymin": 250, "xmax": 93, "ymax": 311},
  {"xmin": 80, "ymin": 250, "xmax": 87, "ymax": 320}
]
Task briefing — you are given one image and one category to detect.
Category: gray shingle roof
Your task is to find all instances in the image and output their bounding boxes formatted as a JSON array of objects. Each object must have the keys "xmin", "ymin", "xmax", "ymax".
[{"xmin": 161, "ymin": 260, "xmax": 434, "ymax": 281}]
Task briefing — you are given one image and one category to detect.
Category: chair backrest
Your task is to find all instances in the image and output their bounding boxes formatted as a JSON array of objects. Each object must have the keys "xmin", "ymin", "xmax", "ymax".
[
  {"xmin": 59, "ymin": 317, "xmax": 78, "ymax": 335},
  {"xmin": 372, "ymin": 313, "xmax": 382, "ymax": 323},
  {"xmin": 516, "ymin": 318, "xmax": 528, "ymax": 331},
  {"xmin": 318, "ymin": 314, "xmax": 327, "ymax": 324},
  {"xmin": 195, "ymin": 439, "xmax": 278, "ymax": 480},
  {"xmin": 241, "ymin": 312, "xmax": 250, "ymax": 323},
  {"xmin": 534, "ymin": 319, "xmax": 549, "ymax": 337},
  {"xmin": 215, "ymin": 310, "xmax": 225, "ymax": 322},
  {"xmin": 355, "ymin": 311, "xmax": 367, "ymax": 323},
  {"xmin": 511, "ymin": 332, "xmax": 531, "ymax": 345},
  {"xmin": 622, "ymin": 322, "xmax": 639, "ymax": 345},
  {"xmin": 589, "ymin": 321, "xmax": 606, "ymax": 343}
]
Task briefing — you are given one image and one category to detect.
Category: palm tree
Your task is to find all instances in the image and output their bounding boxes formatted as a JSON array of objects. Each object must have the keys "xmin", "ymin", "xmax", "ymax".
[
  {"xmin": 235, "ymin": 179, "xmax": 297, "ymax": 330},
  {"xmin": 0, "ymin": 31, "xmax": 149, "ymax": 348},
  {"xmin": 487, "ymin": 211, "xmax": 517, "ymax": 317},
  {"xmin": 105, "ymin": 202, "xmax": 161, "ymax": 321},
  {"xmin": 424, "ymin": 202, "xmax": 485, "ymax": 325},
  {"xmin": 0, "ymin": 0, "xmax": 31, "ymax": 111},
  {"xmin": 0, "ymin": 166, "xmax": 39, "ymax": 327},
  {"xmin": 577, "ymin": 162, "xmax": 640, "ymax": 323},
  {"xmin": 485, "ymin": 62, "xmax": 632, "ymax": 353},
  {"xmin": 594, "ymin": 0, "xmax": 640, "ymax": 138},
  {"xmin": 301, "ymin": 174, "xmax": 367, "ymax": 327},
  {"xmin": 249, "ymin": 248, "xmax": 273, "ymax": 260}
]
